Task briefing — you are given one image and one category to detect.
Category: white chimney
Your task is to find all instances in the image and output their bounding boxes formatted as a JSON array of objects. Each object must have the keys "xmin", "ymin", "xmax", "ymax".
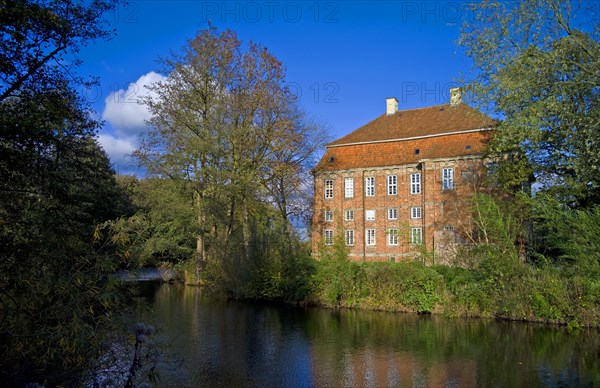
[
  {"xmin": 386, "ymin": 97, "xmax": 398, "ymax": 115},
  {"xmin": 450, "ymin": 88, "xmax": 462, "ymax": 106}
]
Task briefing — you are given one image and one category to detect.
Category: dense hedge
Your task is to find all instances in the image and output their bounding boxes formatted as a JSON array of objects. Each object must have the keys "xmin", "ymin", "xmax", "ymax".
[{"xmin": 310, "ymin": 257, "xmax": 600, "ymax": 328}]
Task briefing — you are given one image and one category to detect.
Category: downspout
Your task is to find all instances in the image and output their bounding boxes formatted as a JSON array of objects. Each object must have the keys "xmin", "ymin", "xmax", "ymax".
[
  {"xmin": 362, "ymin": 170, "xmax": 366, "ymax": 261},
  {"xmin": 421, "ymin": 161, "xmax": 426, "ymax": 264}
]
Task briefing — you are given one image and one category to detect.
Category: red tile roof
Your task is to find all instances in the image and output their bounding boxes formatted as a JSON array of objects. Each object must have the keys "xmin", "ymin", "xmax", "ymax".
[
  {"xmin": 328, "ymin": 103, "xmax": 496, "ymax": 147},
  {"xmin": 314, "ymin": 103, "xmax": 496, "ymax": 172}
]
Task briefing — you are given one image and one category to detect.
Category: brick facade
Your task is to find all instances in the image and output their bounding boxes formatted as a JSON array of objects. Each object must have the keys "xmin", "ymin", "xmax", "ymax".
[{"xmin": 311, "ymin": 99, "xmax": 495, "ymax": 263}]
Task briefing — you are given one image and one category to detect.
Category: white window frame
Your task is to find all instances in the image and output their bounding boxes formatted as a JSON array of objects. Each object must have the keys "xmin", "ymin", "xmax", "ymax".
[
  {"xmin": 410, "ymin": 207, "xmax": 422, "ymax": 219},
  {"xmin": 410, "ymin": 227, "xmax": 423, "ymax": 245},
  {"xmin": 387, "ymin": 175, "xmax": 397, "ymax": 195},
  {"xmin": 345, "ymin": 230, "xmax": 355, "ymax": 246},
  {"xmin": 388, "ymin": 208, "xmax": 398, "ymax": 220},
  {"xmin": 410, "ymin": 173, "xmax": 421, "ymax": 194},
  {"xmin": 442, "ymin": 168, "xmax": 454, "ymax": 190},
  {"xmin": 365, "ymin": 176, "xmax": 375, "ymax": 197},
  {"xmin": 366, "ymin": 229, "xmax": 376, "ymax": 246},
  {"xmin": 324, "ymin": 179, "xmax": 334, "ymax": 199},
  {"xmin": 345, "ymin": 209, "xmax": 354, "ymax": 221},
  {"xmin": 366, "ymin": 210, "xmax": 375, "ymax": 221},
  {"xmin": 324, "ymin": 229, "xmax": 334, "ymax": 245},
  {"xmin": 344, "ymin": 178, "xmax": 354, "ymax": 198},
  {"xmin": 388, "ymin": 229, "xmax": 399, "ymax": 246},
  {"xmin": 324, "ymin": 210, "xmax": 333, "ymax": 222}
]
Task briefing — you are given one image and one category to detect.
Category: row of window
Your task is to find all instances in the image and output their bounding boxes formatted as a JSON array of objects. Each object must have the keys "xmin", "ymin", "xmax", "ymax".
[
  {"xmin": 325, "ymin": 168, "xmax": 454, "ymax": 199},
  {"xmin": 324, "ymin": 228, "xmax": 423, "ymax": 246},
  {"xmin": 324, "ymin": 207, "xmax": 422, "ymax": 222}
]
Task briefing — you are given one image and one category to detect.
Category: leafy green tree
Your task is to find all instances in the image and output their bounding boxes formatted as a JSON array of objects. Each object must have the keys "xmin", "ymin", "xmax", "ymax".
[
  {"xmin": 0, "ymin": 0, "xmax": 130, "ymax": 385},
  {"xmin": 530, "ymin": 194, "xmax": 600, "ymax": 275},
  {"xmin": 0, "ymin": 0, "xmax": 117, "ymax": 102},
  {"xmin": 0, "ymin": 85, "xmax": 129, "ymax": 385},
  {"xmin": 102, "ymin": 177, "xmax": 198, "ymax": 267},
  {"xmin": 460, "ymin": 0, "xmax": 600, "ymax": 206}
]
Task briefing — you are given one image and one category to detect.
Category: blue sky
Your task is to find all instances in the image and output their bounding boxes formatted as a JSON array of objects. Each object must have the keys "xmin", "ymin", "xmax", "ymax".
[{"xmin": 78, "ymin": 1, "xmax": 477, "ymax": 174}]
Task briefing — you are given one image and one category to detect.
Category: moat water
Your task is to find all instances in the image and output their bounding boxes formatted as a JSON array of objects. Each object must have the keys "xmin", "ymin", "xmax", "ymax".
[{"xmin": 135, "ymin": 282, "xmax": 600, "ymax": 387}]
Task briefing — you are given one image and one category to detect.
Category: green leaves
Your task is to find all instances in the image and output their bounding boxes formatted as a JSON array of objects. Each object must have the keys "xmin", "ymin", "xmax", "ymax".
[
  {"xmin": 460, "ymin": 0, "xmax": 600, "ymax": 207},
  {"xmin": 0, "ymin": 0, "xmax": 119, "ymax": 102},
  {"xmin": 134, "ymin": 26, "xmax": 326, "ymax": 283},
  {"xmin": 0, "ymin": 1, "xmax": 127, "ymax": 384}
]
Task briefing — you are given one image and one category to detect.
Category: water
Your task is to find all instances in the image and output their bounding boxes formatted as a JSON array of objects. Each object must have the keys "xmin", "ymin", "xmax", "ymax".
[{"xmin": 135, "ymin": 282, "xmax": 600, "ymax": 387}]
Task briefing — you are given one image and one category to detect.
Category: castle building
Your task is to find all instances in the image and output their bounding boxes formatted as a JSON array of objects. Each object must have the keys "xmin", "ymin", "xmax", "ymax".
[{"xmin": 311, "ymin": 89, "xmax": 496, "ymax": 262}]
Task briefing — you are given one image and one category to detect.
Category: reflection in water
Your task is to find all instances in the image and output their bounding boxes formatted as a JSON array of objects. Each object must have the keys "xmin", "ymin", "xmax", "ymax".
[{"xmin": 136, "ymin": 283, "xmax": 600, "ymax": 387}]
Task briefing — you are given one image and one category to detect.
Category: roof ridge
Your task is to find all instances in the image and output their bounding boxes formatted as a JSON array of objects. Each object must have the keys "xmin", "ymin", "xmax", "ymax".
[
  {"xmin": 327, "ymin": 127, "xmax": 493, "ymax": 148},
  {"xmin": 394, "ymin": 103, "xmax": 449, "ymax": 113}
]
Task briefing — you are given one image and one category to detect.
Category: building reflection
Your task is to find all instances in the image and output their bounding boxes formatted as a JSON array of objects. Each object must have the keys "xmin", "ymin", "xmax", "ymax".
[
  {"xmin": 137, "ymin": 284, "xmax": 600, "ymax": 387},
  {"xmin": 311, "ymin": 345, "xmax": 477, "ymax": 387}
]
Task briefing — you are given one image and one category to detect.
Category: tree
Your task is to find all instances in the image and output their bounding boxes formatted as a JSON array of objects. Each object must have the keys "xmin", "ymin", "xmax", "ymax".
[
  {"xmin": 0, "ymin": 85, "xmax": 131, "ymax": 385},
  {"xmin": 102, "ymin": 177, "xmax": 199, "ymax": 267},
  {"xmin": 136, "ymin": 26, "xmax": 326, "ymax": 277},
  {"xmin": 261, "ymin": 110, "xmax": 328, "ymax": 246},
  {"xmin": 0, "ymin": 0, "xmax": 117, "ymax": 102},
  {"xmin": 459, "ymin": 0, "xmax": 600, "ymax": 207},
  {"xmin": 0, "ymin": 1, "xmax": 128, "ymax": 385}
]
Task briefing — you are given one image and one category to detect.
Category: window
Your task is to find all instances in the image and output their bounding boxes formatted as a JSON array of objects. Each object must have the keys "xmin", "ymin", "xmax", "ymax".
[
  {"xmin": 410, "ymin": 207, "xmax": 422, "ymax": 219},
  {"xmin": 388, "ymin": 229, "xmax": 399, "ymax": 246},
  {"xmin": 324, "ymin": 210, "xmax": 333, "ymax": 222},
  {"xmin": 345, "ymin": 230, "xmax": 355, "ymax": 246},
  {"xmin": 366, "ymin": 229, "xmax": 376, "ymax": 246},
  {"xmin": 345, "ymin": 210, "xmax": 354, "ymax": 221},
  {"xmin": 324, "ymin": 179, "xmax": 334, "ymax": 199},
  {"xmin": 410, "ymin": 173, "xmax": 421, "ymax": 194},
  {"xmin": 387, "ymin": 175, "xmax": 397, "ymax": 195},
  {"xmin": 365, "ymin": 176, "xmax": 375, "ymax": 197},
  {"xmin": 442, "ymin": 168, "xmax": 454, "ymax": 190},
  {"xmin": 366, "ymin": 210, "xmax": 375, "ymax": 221},
  {"xmin": 324, "ymin": 229, "xmax": 334, "ymax": 245},
  {"xmin": 410, "ymin": 227, "xmax": 422, "ymax": 245},
  {"xmin": 344, "ymin": 178, "xmax": 354, "ymax": 198},
  {"xmin": 388, "ymin": 208, "xmax": 398, "ymax": 220}
]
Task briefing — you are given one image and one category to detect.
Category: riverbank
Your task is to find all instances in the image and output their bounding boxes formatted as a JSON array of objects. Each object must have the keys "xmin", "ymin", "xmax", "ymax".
[
  {"xmin": 172, "ymin": 254, "xmax": 600, "ymax": 329},
  {"xmin": 309, "ymin": 258, "xmax": 600, "ymax": 330}
]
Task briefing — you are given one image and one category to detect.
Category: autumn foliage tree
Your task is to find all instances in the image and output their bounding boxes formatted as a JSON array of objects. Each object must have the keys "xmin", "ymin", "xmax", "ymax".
[{"xmin": 135, "ymin": 26, "xmax": 326, "ymax": 288}]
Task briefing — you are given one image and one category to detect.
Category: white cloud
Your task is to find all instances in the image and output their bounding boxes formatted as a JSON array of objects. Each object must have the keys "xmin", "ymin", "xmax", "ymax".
[
  {"xmin": 102, "ymin": 71, "xmax": 166, "ymax": 136},
  {"xmin": 99, "ymin": 71, "xmax": 167, "ymax": 175},
  {"xmin": 97, "ymin": 132, "xmax": 139, "ymax": 175}
]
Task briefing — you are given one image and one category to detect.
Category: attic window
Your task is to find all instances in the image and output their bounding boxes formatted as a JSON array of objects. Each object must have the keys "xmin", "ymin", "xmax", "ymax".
[
  {"xmin": 329, "ymin": 157, "xmax": 335, "ymax": 163},
  {"xmin": 465, "ymin": 145, "xmax": 472, "ymax": 150},
  {"xmin": 415, "ymin": 149, "xmax": 420, "ymax": 155}
]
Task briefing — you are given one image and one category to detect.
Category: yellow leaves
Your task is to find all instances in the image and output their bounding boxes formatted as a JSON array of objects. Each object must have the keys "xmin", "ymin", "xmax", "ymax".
[{"xmin": 92, "ymin": 225, "xmax": 102, "ymax": 241}]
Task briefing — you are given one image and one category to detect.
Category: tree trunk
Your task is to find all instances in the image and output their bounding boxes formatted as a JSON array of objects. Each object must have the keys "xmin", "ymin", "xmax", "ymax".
[
  {"xmin": 241, "ymin": 198, "xmax": 250, "ymax": 261},
  {"xmin": 195, "ymin": 190, "xmax": 206, "ymax": 283}
]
